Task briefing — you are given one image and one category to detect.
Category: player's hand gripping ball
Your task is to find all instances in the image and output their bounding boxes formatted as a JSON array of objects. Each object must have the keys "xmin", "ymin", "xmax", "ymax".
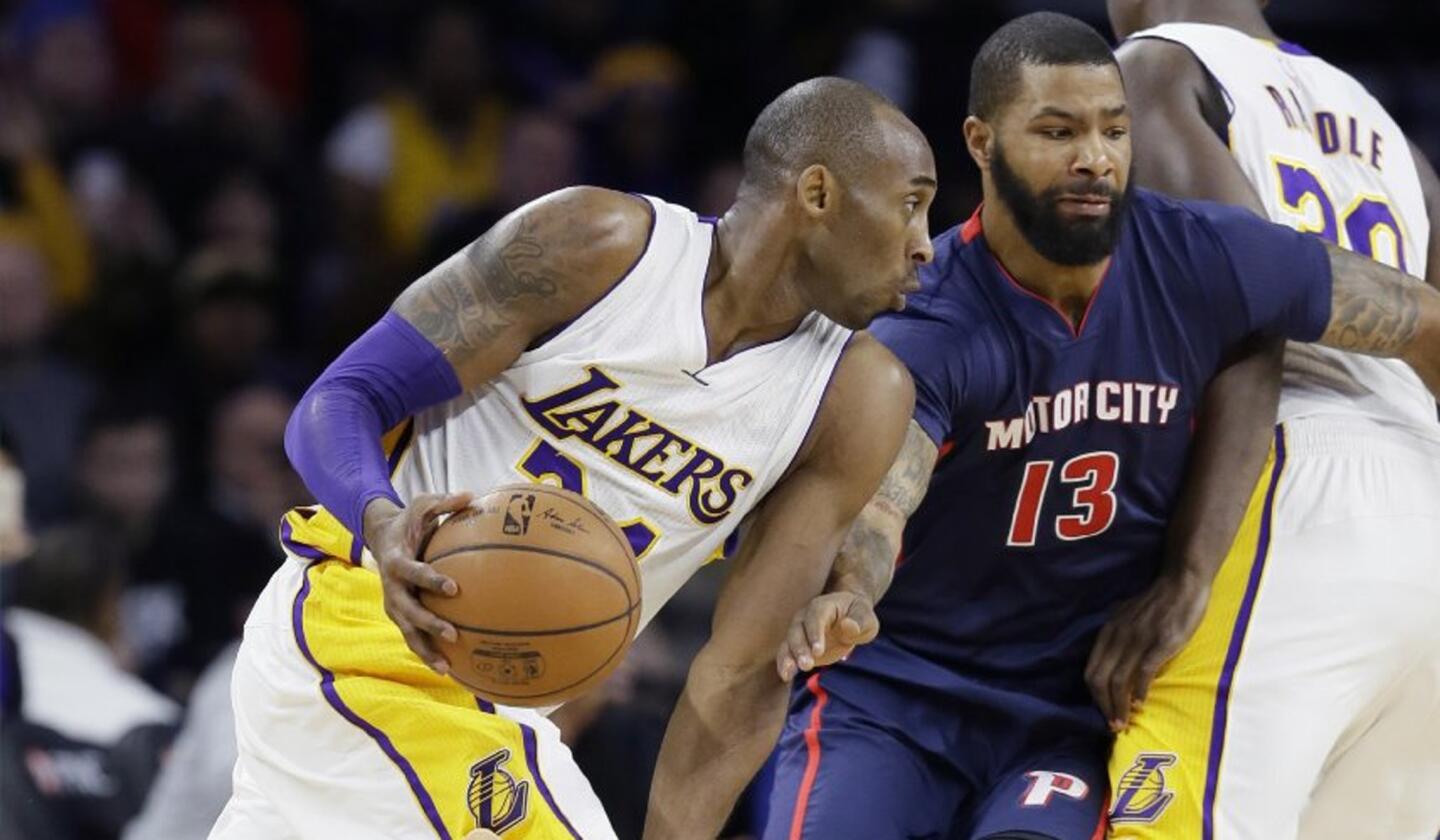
[{"xmin": 421, "ymin": 484, "xmax": 642, "ymax": 707}]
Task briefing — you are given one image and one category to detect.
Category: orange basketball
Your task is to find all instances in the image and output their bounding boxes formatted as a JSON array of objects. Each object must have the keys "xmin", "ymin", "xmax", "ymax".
[{"xmin": 419, "ymin": 484, "xmax": 641, "ymax": 707}]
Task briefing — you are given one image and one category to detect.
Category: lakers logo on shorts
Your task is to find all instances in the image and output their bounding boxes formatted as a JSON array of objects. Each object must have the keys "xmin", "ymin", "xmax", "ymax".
[
  {"xmin": 468, "ymin": 748, "xmax": 530, "ymax": 833},
  {"xmin": 1110, "ymin": 753, "xmax": 1177, "ymax": 824}
]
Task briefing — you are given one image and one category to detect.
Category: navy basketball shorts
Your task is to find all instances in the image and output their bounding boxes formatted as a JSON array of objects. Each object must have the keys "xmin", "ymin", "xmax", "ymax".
[{"xmin": 762, "ymin": 669, "xmax": 1107, "ymax": 840}]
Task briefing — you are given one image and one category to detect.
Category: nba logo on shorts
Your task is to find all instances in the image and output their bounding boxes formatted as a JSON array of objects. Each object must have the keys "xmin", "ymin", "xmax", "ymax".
[
  {"xmin": 468, "ymin": 748, "xmax": 530, "ymax": 833},
  {"xmin": 1110, "ymin": 753, "xmax": 1177, "ymax": 823}
]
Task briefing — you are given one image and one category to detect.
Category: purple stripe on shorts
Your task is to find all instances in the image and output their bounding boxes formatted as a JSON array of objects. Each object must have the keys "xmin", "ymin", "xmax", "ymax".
[
  {"xmin": 521, "ymin": 724, "xmax": 582, "ymax": 839},
  {"xmin": 290, "ymin": 562, "xmax": 452, "ymax": 839},
  {"xmin": 279, "ymin": 518, "xmax": 330, "ymax": 561},
  {"xmin": 1276, "ymin": 40, "xmax": 1313, "ymax": 57},
  {"xmin": 1202, "ymin": 425, "xmax": 1287, "ymax": 840}
]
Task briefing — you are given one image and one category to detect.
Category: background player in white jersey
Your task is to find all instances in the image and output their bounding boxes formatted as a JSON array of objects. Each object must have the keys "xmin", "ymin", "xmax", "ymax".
[
  {"xmin": 1089, "ymin": 2, "xmax": 1440, "ymax": 837},
  {"xmin": 209, "ymin": 77, "xmax": 937, "ymax": 840}
]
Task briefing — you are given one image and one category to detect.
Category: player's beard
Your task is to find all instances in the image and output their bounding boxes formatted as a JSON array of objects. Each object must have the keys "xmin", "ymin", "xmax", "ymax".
[{"xmin": 991, "ymin": 142, "xmax": 1132, "ymax": 266}]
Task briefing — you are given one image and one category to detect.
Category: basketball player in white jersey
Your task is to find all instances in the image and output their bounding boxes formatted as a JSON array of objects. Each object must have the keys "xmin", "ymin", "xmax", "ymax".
[
  {"xmin": 208, "ymin": 77, "xmax": 937, "ymax": 840},
  {"xmin": 1085, "ymin": 3, "xmax": 1440, "ymax": 837}
]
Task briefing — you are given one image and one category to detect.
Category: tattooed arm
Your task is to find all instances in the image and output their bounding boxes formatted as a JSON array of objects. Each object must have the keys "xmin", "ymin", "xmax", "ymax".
[
  {"xmin": 775, "ymin": 418, "xmax": 938, "ymax": 679},
  {"xmin": 288, "ymin": 187, "xmax": 652, "ymax": 670},
  {"xmin": 394, "ymin": 187, "xmax": 652, "ymax": 388},
  {"xmin": 1318, "ymin": 241, "xmax": 1440, "ymax": 397}
]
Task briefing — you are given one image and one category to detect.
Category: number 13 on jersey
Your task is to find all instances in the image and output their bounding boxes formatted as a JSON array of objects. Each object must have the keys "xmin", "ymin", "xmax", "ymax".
[{"xmin": 1007, "ymin": 451, "xmax": 1120, "ymax": 547}]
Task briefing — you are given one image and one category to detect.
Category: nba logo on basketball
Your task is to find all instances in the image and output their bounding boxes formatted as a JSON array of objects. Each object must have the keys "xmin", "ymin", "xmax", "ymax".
[
  {"xmin": 503, "ymin": 494, "xmax": 535, "ymax": 535},
  {"xmin": 468, "ymin": 748, "xmax": 530, "ymax": 833},
  {"xmin": 1110, "ymin": 753, "xmax": 1177, "ymax": 823}
]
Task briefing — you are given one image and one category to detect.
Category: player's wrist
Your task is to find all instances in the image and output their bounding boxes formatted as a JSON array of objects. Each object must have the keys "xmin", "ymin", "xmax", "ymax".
[
  {"xmin": 828, "ymin": 571, "xmax": 881, "ymax": 603},
  {"xmin": 1156, "ymin": 563, "xmax": 1211, "ymax": 598},
  {"xmin": 360, "ymin": 494, "xmax": 404, "ymax": 549}
]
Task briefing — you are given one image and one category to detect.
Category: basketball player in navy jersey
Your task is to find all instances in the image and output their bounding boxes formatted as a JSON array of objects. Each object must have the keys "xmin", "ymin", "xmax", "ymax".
[{"xmin": 760, "ymin": 13, "xmax": 1440, "ymax": 840}]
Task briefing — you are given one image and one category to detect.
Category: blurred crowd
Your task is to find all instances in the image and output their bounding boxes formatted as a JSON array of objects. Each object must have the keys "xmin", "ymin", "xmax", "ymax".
[{"xmin": 1, "ymin": 0, "xmax": 1436, "ymax": 837}]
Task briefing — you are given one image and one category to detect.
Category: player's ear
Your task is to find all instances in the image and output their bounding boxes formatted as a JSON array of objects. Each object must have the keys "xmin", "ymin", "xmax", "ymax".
[
  {"xmin": 964, "ymin": 116, "xmax": 994, "ymax": 171},
  {"xmin": 796, "ymin": 164, "xmax": 838, "ymax": 217}
]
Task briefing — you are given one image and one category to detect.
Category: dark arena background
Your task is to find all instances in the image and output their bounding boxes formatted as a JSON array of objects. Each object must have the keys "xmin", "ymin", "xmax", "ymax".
[{"xmin": 0, "ymin": 1, "xmax": 1434, "ymax": 838}]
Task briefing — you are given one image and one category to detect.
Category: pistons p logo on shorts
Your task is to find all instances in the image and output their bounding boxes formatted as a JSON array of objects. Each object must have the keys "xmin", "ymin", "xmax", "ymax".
[
  {"xmin": 1110, "ymin": 753, "xmax": 1177, "ymax": 823},
  {"xmin": 468, "ymin": 748, "xmax": 530, "ymax": 833},
  {"xmin": 1019, "ymin": 770, "xmax": 1090, "ymax": 807}
]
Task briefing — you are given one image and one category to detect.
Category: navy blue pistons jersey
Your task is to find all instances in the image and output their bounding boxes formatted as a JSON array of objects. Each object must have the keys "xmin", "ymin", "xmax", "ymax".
[{"xmin": 847, "ymin": 188, "xmax": 1332, "ymax": 714}]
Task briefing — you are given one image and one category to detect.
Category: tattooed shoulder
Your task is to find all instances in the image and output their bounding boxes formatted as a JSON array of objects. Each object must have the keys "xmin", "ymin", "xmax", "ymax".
[{"xmin": 394, "ymin": 188, "xmax": 651, "ymax": 376}]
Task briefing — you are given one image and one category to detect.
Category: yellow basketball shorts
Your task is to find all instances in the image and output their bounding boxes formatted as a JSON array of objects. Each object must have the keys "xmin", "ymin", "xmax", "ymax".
[
  {"xmin": 209, "ymin": 556, "xmax": 618, "ymax": 840},
  {"xmin": 1109, "ymin": 420, "xmax": 1440, "ymax": 840}
]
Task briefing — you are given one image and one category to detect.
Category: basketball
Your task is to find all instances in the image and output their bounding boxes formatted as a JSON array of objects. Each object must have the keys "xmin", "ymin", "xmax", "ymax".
[{"xmin": 419, "ymin": 484, "xmax": 641, "ymax": 707}]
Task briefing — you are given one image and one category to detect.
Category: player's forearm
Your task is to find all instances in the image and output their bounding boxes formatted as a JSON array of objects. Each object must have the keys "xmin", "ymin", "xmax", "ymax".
[
  {"xmin": 826, "ymin": 505, "xmax": 901, "ymax": 604},
  {"xmin": 643, "ymin": 658, "xmax": 788, "ymax": 840},
  {"xmin": 1319, "ymin": 241, "xmax": 1440, "ymax": 398},
  {"xmin": 825, "ymin": 418, "xmax": 936, "ymax": 603},
  {"xmin": 1160, "ymin": 337, "xmax": 1284, "ymax": 586},
  {"xmin": 286, "ymin": 311, "xmax": 461, "ymax": 537}
]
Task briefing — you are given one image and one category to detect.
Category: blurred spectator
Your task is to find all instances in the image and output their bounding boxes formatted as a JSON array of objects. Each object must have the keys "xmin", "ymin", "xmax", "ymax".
[
  {"xmin": 181, "ymin": 384, "xmax": 301, "ymax": 663},
  {"xmin": 12, "ymin": 0, "xmax": 115, "ymax": 158},
  {"xmin": 122, "ymin": 641, "xmax": 239, "ymax": 840},
  {"xmin": 326, "ymin": 4, "xmax": 507, "ymax": 268},
  {"xmin": 501, "ymin": 0, "xmax": 620, "ymax": 117},
  {"xmin": 72, "ymin": 397, "xmax": 186, "ymax": 675},
  {"xmin": 208, "ymin": 384, "xmax": 305, "ymax": 537},
  {"xmin": 0, "ymin": 238, "xmax": 96, "ymax": 526},
  {"xmin": 421, "ymin": 108, "xmax": 583, "ymax": 266},
  {"xmin": 2, "ymin": 523, "xmax": 178, "ymax": 840},
  {"xmin": 160, "ymin": 248, "xmax": 297, "ymax": 492},
  {"xmin": 125, "ymin": 3, "xmax": 289, "ymax": 245},
  {"xmin": 75, "ymin": 398, "xmax": 174, "ymax": 542},
  {"xmin": 500, "ymin": 109, "xmax": 584, "ymax": 208},
  {"xmin": 0, "ymin": 91, "xmax": 96, "ymax": 308},
  {"xmin": 588, "ymin": 43, "xmax": 693, "ymax": 198},
  {"xmin": 199, "ymin": 170, "xmax": 279, "ymax": 269},
  {"xmin": 5, "ymin": 523, "xmax": 179, "ymax": 741},
  {"xmin": 73, "ymin": 384, "xmax": 294, "ymax": 688}
]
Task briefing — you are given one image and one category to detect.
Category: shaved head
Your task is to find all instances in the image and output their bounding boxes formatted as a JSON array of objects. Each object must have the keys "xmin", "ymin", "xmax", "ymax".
[{"xmin": 740, "ymin": 76, "xmax": 910, "ymax": 194}]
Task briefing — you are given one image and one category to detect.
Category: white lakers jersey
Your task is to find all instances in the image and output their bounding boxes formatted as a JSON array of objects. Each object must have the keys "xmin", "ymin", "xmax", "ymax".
[
  {"xmin": 1130, "ymin": 23, "xmax": 1438, "ymax": 437},
  {"xmin": 388, "ymin": 195, "xmax": 852, "ymax": 633}
]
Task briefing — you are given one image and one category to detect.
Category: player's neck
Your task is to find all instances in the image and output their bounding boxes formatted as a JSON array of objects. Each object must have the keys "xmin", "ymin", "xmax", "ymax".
[
  {"xmin": 981, "ymin": 201, "xmax": 1108, "ymax": 330},
  {"xmin": 701, "ymin": 202, "xmax": 814, "ymax": 365},
  {"xmin": 1147, "ymin": 1, "xmax": 1277, "ymax": 40}
]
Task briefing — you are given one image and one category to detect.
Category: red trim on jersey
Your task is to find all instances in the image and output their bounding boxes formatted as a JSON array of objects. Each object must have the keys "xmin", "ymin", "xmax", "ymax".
[
  {"xmin": 957, "ymin": 203, "xmax": 1113, "ymax": 339},
  {"xmin": 960, "ymin": 204, "xmax": 985, "ymax": 244},
  {"xmin": 788, "ymin": 673, "xmax": 831, "ymax": 840},
  {"xmin": 937, "ymin": 440, "xmax": 956, "ymax": 461}
]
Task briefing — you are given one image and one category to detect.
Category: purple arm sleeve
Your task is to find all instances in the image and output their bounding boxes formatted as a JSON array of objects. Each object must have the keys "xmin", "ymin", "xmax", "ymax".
[{"xmin": 284, "ymin": 311, "xmax": 463, "ymax": 541}]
